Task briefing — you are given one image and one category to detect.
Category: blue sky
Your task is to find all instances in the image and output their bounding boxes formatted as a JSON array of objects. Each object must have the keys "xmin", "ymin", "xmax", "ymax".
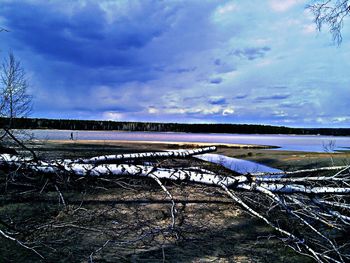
[{"xmin": 0, "ymin": 0, "xmax": 349, "ymax": 127}]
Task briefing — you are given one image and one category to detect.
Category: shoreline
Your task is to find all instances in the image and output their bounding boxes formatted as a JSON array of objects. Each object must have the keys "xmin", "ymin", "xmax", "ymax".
[
  {"xmin": 41, "ymin": 139, "xmax": 278, "ymax": 149},
  {"xmin": 26, "ymin": 139, "xmax": 349, "ymax": 172},
  {"xmin": 24, "ymin": 128, "xmax": 350, "ymax": 137}
]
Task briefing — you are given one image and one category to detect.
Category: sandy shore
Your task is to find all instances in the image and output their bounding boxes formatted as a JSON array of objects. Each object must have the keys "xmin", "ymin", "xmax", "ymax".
[
  {"xmin": 42, "ymin": 139, "xmax": 277, "ymax": 149},
  {"xmin": 30, "ymin": 139, "xmax": 348, "ymax": 171}
]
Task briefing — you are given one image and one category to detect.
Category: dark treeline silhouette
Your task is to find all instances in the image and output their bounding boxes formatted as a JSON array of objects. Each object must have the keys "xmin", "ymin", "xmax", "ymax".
[{"xmin": 1, "ymin": 117, "xmax": 350, "ymax": 136}]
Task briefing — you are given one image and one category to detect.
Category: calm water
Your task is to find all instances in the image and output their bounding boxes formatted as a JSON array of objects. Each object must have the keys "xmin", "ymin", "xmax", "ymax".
[
  {"xmin": 28, "ymin": 130, "xmax": 350, "ymax": 153},
  {"xmin": 195, "ymin": 153, "xmax": 282, "ymax": 174}
]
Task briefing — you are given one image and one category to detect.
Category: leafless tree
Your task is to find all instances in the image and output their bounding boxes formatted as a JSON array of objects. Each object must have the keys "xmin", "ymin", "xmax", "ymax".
[
  {"xmin": 307, "ymin": 0, "xmax": 350, "ymax": 45},
  {"xmin": 0, "ymin": 52, "xmax": 32, "ymax": 127}
]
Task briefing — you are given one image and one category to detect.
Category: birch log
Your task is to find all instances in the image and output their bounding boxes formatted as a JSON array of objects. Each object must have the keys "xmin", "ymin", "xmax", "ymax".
[{"xmin": 67, "ymin": 146, "xmax": 217, "ymax": 164}]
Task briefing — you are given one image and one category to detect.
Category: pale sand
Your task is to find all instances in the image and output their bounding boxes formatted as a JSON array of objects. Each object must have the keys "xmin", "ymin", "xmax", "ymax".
[{"xmin": 41, "ymin": 139, "xmax": 276, "ymax": 149}]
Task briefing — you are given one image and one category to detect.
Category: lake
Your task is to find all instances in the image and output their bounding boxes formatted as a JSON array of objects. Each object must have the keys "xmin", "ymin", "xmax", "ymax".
[
  {"xmin": 27, "ymin": 130, "xmax": 350, "ymax": 153},
  {"xmin": 195, "ymin": 153, "xmax": 283, "ymax": 174}
]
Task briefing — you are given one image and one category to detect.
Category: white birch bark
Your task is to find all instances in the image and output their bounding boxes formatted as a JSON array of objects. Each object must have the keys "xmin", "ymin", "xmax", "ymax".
[
  {"xmin": 68, "ymin": 146, "xmax": 217, "ymax": 164},
  {"xmin": 1, "ymin": 151, "xmax": 350, "ymax": 195}
]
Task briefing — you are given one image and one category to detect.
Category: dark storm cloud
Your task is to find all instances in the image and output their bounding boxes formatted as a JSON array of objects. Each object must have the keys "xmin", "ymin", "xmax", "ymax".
[
  {"xmin": 231, "ymin": 46, "xmax": 271, "ymax": 60},
  {"xmin": 171, "ymin": 67, "xmax": 197, "ymax": 74},
  {"xmin": 183, "ymin": 96, "xmax": 205, "ymax": 101},
  {"xmin": 214, "ymin": 58, "xmax": 221, "ymax": 65},
  {"xmin": 255, "ymin": 94, "xmax": 291, "ymax": 101},
  {"xmin": 234, "ymin": 94, "xmax": 248, "ymax": 99},
  {"xmin": 0, "ymin": 1, "xmax": 175, "ymax": 68},
  {"xmin": 208, "ymin": 97, "xmax": 226, "ymax": 105},
  {"xmin": 0, "ymin": 0, "xmax": 222, "ymax": 93},
  {"xmin": 209, "ymin": 77, "xmax": 223, "ymax": 84}
]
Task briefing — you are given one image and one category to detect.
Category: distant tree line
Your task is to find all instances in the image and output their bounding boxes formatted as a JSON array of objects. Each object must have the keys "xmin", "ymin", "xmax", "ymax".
[{"xmin": 0, "ymin": 117, "xmax": 349, "ymax": 136}]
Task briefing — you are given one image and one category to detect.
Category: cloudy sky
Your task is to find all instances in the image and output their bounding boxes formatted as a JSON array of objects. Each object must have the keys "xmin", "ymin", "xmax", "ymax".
[{"xmin": 0, "ymin": 0, "xmax": 349, "ymax": 127}]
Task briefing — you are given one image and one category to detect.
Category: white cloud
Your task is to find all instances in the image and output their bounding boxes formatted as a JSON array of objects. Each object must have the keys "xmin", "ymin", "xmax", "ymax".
[
  {"xmin": 216, "ymin": 2, "xmax": 237, "ymax": 15},
  {"xmin": 269, "ymin": 0, "xmax": 303, "ymax": 12},
  {"xmin": 160, "ymin": 105, "xmax": 226, "ymax": 116},
  {"xmin": 211, "ymin": 1, "xmax": 238, "ymax": 25},
  {"xmin": 164, "ymin": 108, "xmax": 187, "ymax": 115},
  {"xmin": 201, "ymin": 106, "xmax": 221, "ymax": 115},
  {"xmin": 256, "ymin": 58, "xmax": 274, "ymax": 67},
  {"xmin": 253, "ymin": 38, "xmax": 272, "ymax": 45},
  {"xmin": 332, "ymin": 117, "xmax": 350, "ymax": 123},
  {"xmin": 273, "ymin": 110, "xmax": 287, "ymax": 117},
  {"xmin": 148, "ymin": 106, "xmax": 159, "ymax": 114},
  {"xmin": 223, "ymin": 107, "xmax": 235, "ymax": 116},
  {"xmin": 102, "ymin": 111, "xmax": 125, "ymax": 120},
  {"xmin": 302, "ymin": 24, "xmax": 316, "ymax": 34}
]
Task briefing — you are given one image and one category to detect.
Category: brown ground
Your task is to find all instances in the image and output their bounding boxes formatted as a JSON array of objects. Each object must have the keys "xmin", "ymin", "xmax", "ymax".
[
  {"xmin": 215, "ymin": 147, "xmax": 350, "ymax": 171},
  {"xmin": 1, "ymin": 140, "xmax": 343, "ymax": 262}
]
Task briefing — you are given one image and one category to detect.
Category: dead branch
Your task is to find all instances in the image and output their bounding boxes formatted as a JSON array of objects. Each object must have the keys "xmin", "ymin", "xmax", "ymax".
[
  {"xmin": 1, "ymin": 147, "xmax": 350, "ymax": 262},
  {"xmin": 307, "ymin": 0, "xmax": 350, "ymax": 45},
  {"xmin": 2, "ymin": 128, "xmax": 38, "ymax": 161},
  {"xmin": 0, "ymin": 229, "xmax": 44, "ymax": 259}
]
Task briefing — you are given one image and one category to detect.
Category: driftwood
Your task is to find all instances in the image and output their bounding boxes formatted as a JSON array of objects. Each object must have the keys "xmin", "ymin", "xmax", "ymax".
[{"xmin": 1, "ymin": 147, "xmax": 350, "ymax": 262}]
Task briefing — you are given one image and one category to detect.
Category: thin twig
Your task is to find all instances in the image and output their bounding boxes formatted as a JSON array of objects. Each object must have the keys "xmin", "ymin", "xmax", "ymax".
[{"xmin": 0, "ymin": 229, "xmax": 44, "ymax": 259}]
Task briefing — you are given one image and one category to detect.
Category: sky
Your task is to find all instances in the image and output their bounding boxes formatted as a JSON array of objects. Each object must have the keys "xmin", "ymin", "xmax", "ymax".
[{"xmin": 0, "ymin": 0, "xmax": 349, "ymax": 127}]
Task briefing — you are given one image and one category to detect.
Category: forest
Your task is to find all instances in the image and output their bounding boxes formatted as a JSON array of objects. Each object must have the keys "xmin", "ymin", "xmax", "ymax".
[{"xmin": 1, "ymin": 117, "xmax": 350, "ymax": 136}]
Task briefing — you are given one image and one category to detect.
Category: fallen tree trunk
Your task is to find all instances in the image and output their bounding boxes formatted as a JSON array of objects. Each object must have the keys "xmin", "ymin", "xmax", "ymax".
[
  {"xmin": 68, "ymin": 146, "xmax": 217, "ymax": 164},
  {"xmin": 1, "ymin": 147, "xmax": 350, "ymax": 262}
]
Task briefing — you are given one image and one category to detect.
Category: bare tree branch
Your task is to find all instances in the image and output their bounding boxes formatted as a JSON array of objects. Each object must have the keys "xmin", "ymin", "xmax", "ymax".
[
  {"xmin": 2, "ymin": 128, "xmax": 38, "ymax": 161},
  {"xmin": 307, "ymin": 0, "xmax": 350, "ymax": 45},
  {"xmin": 0, "ymin": 229, "xmax": 44, "ymax": 259},
  {"xmin": 0, "ymin": 52, "xmax": 32, "ymax": 124}
]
